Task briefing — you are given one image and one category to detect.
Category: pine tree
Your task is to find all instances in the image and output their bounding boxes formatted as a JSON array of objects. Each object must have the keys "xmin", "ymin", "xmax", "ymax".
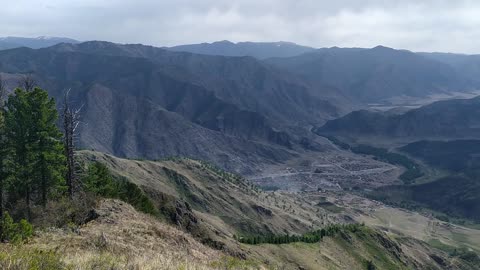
[
  {"xmin": 5, "ymin": 87, "xmax": 65, "ymax": 218},
  {"xmin": 28, "ymin": 88, "xmax": 65, "ymax": 206},
  {"xmin": 5, "ymin": 88, "xmax": 34, "ymax": 219},
  {"xmin": 0, "ymin": 75, "xmax": 8, "ymax": 236}
]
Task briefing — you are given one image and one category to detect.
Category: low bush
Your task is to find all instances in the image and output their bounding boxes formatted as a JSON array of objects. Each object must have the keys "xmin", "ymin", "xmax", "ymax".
[
  {"xmin": 0, "ymin": 212, "xmax": 33, "ymax": 243},
  {"xmin": 82, "ymin": 162, "xmax": 159, "ymax": 216}
]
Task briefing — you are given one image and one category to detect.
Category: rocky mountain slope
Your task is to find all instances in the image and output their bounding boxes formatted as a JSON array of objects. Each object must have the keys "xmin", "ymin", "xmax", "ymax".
[{"xmin": 0, "ymin": 42, "xmax": 351, "ymax": 173}]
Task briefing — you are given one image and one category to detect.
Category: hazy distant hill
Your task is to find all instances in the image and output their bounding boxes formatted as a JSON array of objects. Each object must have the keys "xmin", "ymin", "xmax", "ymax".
[
  {"xmin": 316, "ymin": 96, "xmax": 480, "ymax": 139},
  {"xmin": 420, "ymin": 52, "xmax": 480, "ymax": 85},
  {"xmin": 268, "ymin": 46, "xmax": 473, "ymax": 103},
  {"xmin": 0, "ymin": 36, "xmax": 79, "ymax": 50},
  {"xmin": 168, "ymin": 40, "xmax": 315, "ymax": 59}
]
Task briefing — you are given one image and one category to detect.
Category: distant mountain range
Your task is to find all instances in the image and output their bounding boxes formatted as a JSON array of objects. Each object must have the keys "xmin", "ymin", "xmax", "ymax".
[
  {"xmin": 0, "ymin": 41, "xmax": 348, "ymax": 173},
  {"xmin": 267, "ymin": 46, "xmax": 478, "ymax": 103},
  {"xmin": 167, "ymin": 40, "xmax": 315, "ymax": 59},
  {"xmin": 3, "ymin": 37, "xmax": 480, "ymax": 173},
  {"xmin": 0, "ymin": 36, "xmax": 79, "ymax": 50},
  {"xmin": 316, "ymin": 96, "xmax": 480, "ymax": 140}
]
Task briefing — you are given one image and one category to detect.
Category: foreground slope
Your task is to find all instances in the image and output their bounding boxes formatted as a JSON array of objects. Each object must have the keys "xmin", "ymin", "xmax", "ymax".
[
  {"xmin": 71, "ymin": 151, "xmax": 478, "ymax": 269},
  {"xmin": 6, "ymin": 197, "xmax": 473, "ymax": 269},
  {"xmin": 4, "ymin": 199, "xmax": 223, "ymax": 269}
]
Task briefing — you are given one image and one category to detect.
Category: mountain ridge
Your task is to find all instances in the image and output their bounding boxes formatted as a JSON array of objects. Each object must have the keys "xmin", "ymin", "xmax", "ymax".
[
  {"xmin": 316, "ymin": 95, "xmax": 480, "ymax": 140},
  {"xmin": 167, "ymin": 40, "xmax": 315, "ymax": 59}
]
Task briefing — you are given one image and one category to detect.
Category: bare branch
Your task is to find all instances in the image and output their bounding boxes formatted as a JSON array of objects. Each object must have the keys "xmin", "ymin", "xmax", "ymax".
[
  {"xmin": 62, "ymin": 88, "xmax": 83, "ymax": 199},
  {"xmin": 18, "ymin": 74, "xmax": 37, "ymax": 91}
]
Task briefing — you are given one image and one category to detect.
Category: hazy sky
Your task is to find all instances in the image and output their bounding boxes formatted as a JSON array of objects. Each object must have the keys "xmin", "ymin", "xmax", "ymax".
[{"xmin": 1, "ymin": 0, "xmax": 480, "ymax": 53}]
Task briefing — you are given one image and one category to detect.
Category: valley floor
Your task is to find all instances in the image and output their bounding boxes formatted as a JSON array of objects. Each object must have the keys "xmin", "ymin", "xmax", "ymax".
[{"xmin": 249, "ymin": 150, "xmax": 401, "ymax": 192}]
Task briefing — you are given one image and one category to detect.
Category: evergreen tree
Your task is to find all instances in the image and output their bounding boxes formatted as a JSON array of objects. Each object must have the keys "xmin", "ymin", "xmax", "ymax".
[
  {"xmin": 83, "ymin": 162, "xmax": 118, "ymax": 197},
  {"xmin": 5, "ymin": 88, "xmax": 35, "ymax": 218},
  {"xmin": 0, "ymin": 75, "xmax": 7, "ymax": 235},
  {"xmin": 29, "ymin": 88, "xmax": 65, "ymax": 206},
  {"xmin": 5, "ymin": 87, "xmax": 65, "ymax": 218}
]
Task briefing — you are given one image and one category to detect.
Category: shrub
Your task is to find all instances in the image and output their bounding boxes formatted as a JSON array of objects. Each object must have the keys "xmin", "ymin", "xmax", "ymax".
[
  {"xmin": 82, "ymin": 162, "xmax": 159, "ymax": 216},
  {"xmin": 83, "ymin": 162, "xmax": 118, "ymax": 197},
  {"xmin": 116, "ymin": 178, "xmax": 159, "ymax": 216},
  {"xmin": 1, "ymin": 212, "xmax": 33, "ymax": 243}
]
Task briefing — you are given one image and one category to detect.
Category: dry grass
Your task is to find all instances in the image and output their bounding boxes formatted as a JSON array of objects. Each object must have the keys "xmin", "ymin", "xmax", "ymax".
[{"xmin": 0, "ymin": 199, "xmax": 243, "ymax": 270}]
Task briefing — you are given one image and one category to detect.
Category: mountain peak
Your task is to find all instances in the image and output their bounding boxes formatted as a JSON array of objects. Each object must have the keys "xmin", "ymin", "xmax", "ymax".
[
  {"xmin": 213, "ymin": 40, "xmax": 235, "ymax": 45},
  {"xmin": 372, "ymin": 45, "xmax": 394, "ymax": 51}
]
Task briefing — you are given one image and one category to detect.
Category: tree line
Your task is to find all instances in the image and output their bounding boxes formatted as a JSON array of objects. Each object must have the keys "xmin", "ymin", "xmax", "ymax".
[{"xmin": 236, "ymin": 223, "xmax": 364, "ymax": 245}]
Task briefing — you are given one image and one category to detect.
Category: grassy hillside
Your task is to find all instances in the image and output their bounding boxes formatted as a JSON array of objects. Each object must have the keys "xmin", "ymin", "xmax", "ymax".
[
  {"xmin": 70, "ymin": 151, "xmax": 477, "ymax": 269},
  {"xmin": 78, "ymin": 151, "xmax": 335, "ymax": 241},
  {"xmin": 0, "ymin": 199, "xmax": 249, "ymax": 270},
  {"xmin": 2, "ymin": 198, "xmax": 476, "ymax": 270}
]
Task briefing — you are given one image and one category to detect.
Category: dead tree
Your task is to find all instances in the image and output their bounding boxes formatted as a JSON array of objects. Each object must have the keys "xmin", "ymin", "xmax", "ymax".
[
  {"xmin": 19, "ymin": 74, "xmax": 36, "ymax": 91},
  {"xmin": 63, "ymin": 89, "xmax": 82, "ymax": 199}
]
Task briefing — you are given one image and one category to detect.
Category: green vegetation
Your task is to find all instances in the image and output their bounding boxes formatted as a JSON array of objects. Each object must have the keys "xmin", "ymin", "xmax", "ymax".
[
  {"xmin": 0, "ymin": 212, "xmax": 33, "ymax": 243},
  {"xmin": 0, "ymin": 247, "xmax": 65, "ymax": 270},
  {"xmin": 237, "ymin": 223, "xmax": 364, "ymax": 245},
  {"xmin": 0, "ymin": 85, "xmax": 161, "ymax": 239},
  {"xmin": 326, "ymin": 136, "xmax": 423, "ymax": 184},
  {"xmin": 0, "ymin": 86, "xmax": 66, "ymax": 239},
  {"xmin": 82, "ymin": 162, "xmax": 159, "ymax": 216}
]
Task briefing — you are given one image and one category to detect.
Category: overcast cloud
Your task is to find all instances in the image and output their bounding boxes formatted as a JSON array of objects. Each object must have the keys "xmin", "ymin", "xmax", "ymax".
[{"xmin": 1, "ymin": 0, "xmax": 480, "ymax": 53}]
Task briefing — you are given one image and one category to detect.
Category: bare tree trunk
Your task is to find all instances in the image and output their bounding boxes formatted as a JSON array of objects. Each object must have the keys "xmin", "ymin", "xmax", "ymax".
[{"xmin": 63, "ymin": 90, "xmax": 82, "ymax": 199}]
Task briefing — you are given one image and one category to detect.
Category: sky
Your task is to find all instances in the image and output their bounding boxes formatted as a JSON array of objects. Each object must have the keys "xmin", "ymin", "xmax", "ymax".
[{"xmin": 1, "ymin": 0, "xmax": 480, "ymax": 53}]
